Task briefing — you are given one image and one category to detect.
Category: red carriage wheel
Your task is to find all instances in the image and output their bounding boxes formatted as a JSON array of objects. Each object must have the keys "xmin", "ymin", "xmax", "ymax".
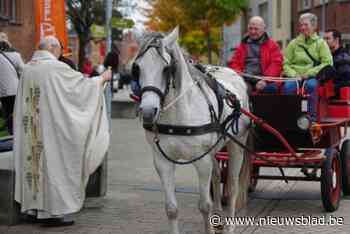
[
  {"xmin": 321, "ymin": 148, "xmax": 341, "ymax": 212},
  {"xmin": 340, "ymin": 139, "xmax": 350, "ymax": 195}
]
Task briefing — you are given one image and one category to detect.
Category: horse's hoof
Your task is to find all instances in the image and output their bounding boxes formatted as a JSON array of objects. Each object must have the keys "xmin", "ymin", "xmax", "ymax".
[
  {"xmin": 222, "ymin": 225, "xmax": 235, "ymax": 234},
  {"xmin": 213, "ymin": 224, "xmax": 224, "ymax": 234}
]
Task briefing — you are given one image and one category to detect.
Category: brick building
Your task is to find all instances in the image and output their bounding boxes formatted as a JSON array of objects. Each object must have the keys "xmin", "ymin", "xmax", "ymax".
[
  {"xmin": 0, "ymin": 0, "xmax": 36, "ymax": 61},
  {"xmin": 292, "ymin": 0, "xmax": 350, "ymax": 47}
]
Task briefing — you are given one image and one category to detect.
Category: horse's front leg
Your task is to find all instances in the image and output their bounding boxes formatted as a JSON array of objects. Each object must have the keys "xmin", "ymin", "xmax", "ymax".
[
  {"xmin": 223, "ymin": 140, "xmax": 246, "ymax": 234},
  {"xmin": 153, "ymin": 151, "xmax": 179, "ymax": 234},
  {"xmin": 194, "ymin": 156, "xmax": 215, "ymax": 234},
  {"xmin": 211, "ymin": 154, "xmax": 223, "ymax": 212}
]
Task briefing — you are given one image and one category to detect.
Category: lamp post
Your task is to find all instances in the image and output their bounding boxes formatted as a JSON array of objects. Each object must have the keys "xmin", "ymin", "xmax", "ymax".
[
  {"xmin": 106, "ymin": 0, "xmax": 113, "ymax": 52},
  {"xmin": 105, "ymin": 0, "xmax": 113, "ymax": 127}
]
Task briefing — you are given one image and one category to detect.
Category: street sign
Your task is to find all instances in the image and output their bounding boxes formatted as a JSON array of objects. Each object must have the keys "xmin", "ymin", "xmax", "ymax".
[
  {"xmin": 91, "ymin": 24, "xmax": 107, "ymax": 38},
  {"xmin": 111, "ymin": 18, "xmax": 134, "ymax": 29}
]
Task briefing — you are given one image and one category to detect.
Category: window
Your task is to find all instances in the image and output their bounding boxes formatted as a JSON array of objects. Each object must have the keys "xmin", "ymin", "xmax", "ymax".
[
  {"xmin": 314, "ymin": 0, "xmax": 329, "ymax": 7},
  {"xmin": 0, "ymin": 0, "xmax": 20, "ymax": 23},
  {"xmin": 298, "ymin": 0, "xmax": 311, "ymax": 11},
  {"xmin": 242, "ymin": 8, "xmax": 252, "ymax": 33},
  {"xmin": 0, "ymin": 0, "xmax": 7, "ymax": 19},
  {"xmin": 259, "ymin": 2, "xmax": 268, "ymax": 26},
  {"xmin": 277, "ymin": 0, "xmax": 282, "ymax": 28}
]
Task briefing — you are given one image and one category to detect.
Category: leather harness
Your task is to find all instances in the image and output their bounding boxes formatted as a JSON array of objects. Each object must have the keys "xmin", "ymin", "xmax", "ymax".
[{"xmin": 142, "ymin": 63, "xmax": 227, "ymax": 136}]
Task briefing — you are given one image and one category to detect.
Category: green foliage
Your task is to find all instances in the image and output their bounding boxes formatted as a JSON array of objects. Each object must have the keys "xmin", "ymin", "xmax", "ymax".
[
  {"xmin": 177, "ymin": 0, "xmax": 248, "ymax": 26},
  {"xmin": 66, "ymin": 0, "xmax": 123, "ymax": 70},
  {"xmin": 180, "ymin": 27, "xmax": 222, "ymax": 56},
  {"xmin": 147, "ymin": 0, "xmax": 248, "ymax": 63},
  {"xmin": 180, "ymin": 30, "xmax": 206, "ymax": 55}
]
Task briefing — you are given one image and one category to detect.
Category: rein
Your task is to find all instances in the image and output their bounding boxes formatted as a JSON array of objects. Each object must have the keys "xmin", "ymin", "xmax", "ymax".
[
  {"xmin": 148, "ymin": 61, "xmax": 244, "ymax": 165},
  {"xmin": 238, "ymin": 72, "xmax": 302, "ymax": 82},
  {"xmin": 152, "ymin": 92, "xmax": 243, "ymax": 165},
  {"xmin": 153, "ymin": 93, "xmax": 288, "ymax": 182}
]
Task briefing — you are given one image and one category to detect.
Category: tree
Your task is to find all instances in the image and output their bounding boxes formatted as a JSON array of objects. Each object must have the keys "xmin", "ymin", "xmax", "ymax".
[
  {"xmin": 146, "ymin": 0, "xmax": 248, "ymax": 63},
  {"xmin": 66, "ymin": 0, "xmax": 122, "ymax": 70}
]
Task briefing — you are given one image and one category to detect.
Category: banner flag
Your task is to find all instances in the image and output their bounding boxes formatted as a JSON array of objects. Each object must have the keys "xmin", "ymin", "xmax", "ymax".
[{"xmin": 35, "ymin": 0, "xmax": 68, "ymax": 54}]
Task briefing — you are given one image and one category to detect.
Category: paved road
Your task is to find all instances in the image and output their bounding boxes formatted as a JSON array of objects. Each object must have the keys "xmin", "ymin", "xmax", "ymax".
[{"xmin": 1, "ymin": 91, "xmax": 350, "ymax": 233}]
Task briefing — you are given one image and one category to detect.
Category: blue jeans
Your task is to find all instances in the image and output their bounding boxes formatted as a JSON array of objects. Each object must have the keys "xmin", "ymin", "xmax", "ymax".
[
  {"xmin": 283, "ymin": 78, "xmax": 318, "ymax": 121},
  {"xmin": 262, "ymin": 83, "xmax": 278, "ymax": 93},
  {"xmin": 131, "ymin": 80, "xmax": 141, "ymax": 97}
]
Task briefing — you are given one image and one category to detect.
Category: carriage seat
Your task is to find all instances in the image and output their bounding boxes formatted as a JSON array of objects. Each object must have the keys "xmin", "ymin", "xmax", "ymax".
[
  {"xmin": 328, "ymin": 87, "xmax": 350, "ymax": 118},
  {"xmin": 339, "ymin": 87, "xmax": 350, "ymax": 100},
  {"xmin": 318, "ymin": 79, "xmax": 335, "ymax": 99}
]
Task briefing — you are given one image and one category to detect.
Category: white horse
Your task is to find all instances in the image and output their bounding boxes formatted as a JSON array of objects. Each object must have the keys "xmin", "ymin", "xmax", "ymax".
[{"xmin": 133, "ymin": 27, "xmax": 250, "ymax": 234}]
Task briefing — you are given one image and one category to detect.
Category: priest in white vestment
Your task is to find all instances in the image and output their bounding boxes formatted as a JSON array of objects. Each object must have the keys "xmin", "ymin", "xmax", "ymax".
[{"xmin": 14, "ymin": 36, "xmax": 111, "ymax": 226}]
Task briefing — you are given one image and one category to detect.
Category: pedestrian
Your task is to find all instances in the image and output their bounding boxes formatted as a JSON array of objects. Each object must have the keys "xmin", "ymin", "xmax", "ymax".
[
  {"xmin": 283, "ymin": 13, "xmax": 333, "ymax": 121},
  {"xmin": 0, "ymin": 32, "xmax": 24, "ymax": 135},
  {"xmin": 82, "ymin": 57, "xmax": 93, "ymax": 77},
  {"xmin": 14, "ymin": 36, "xmax": 111, "ymax": 227},
  {"xmin": 104, "ymin": 41, "xmax": 119, "ymax": 93},
  {"xmin": 228, "ymin": 16, "xmax": 283, "ymax": 93},
  {"xmin": 58, "ymin": 42, "xmax": 77, "ymax": 70},
  {"xmin": 324, "ymin": 29, "xmax": 350, "ymax": 97}
]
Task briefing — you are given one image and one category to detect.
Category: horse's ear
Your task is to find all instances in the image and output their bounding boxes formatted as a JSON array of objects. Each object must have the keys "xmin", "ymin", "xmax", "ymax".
[{"xmin": 163, "ymin": 26, "xmax": 179, "ymax": 47}]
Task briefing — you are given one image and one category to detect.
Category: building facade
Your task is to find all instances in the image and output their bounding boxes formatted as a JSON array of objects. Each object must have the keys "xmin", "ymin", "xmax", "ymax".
[
  {"xmin": 291, "ymin": 0, "xmax": 350, "ymax": 47},
  {"xmin": 247, "ymin": 0, "xmax": 292, "ymax": 48},
  {"xmin": 0, "ymin": 0, "xmax": 36, "ymax": 61},
  {"xmin": 272, "ymin": 0, "xmax": 292, "ymax": 48}
]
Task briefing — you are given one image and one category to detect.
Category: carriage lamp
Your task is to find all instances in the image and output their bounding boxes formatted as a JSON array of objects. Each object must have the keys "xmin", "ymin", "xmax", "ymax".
[
  {"xmin": 310, "ymin": 123, "xmax": 323, "ymax": 144},
  {"xmin": 297, "ymin": 115, "xmax": 312, "ymax": 130}
]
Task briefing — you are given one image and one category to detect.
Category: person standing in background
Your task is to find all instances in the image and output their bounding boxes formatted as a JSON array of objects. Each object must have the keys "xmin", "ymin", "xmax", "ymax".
[
  {"xmin": 0, "ymin": 32, "xmax": 24, "ymax": 135},
  {"xmin": 104, "ymin": 41, "xmax": 120, "ymax": 95}
]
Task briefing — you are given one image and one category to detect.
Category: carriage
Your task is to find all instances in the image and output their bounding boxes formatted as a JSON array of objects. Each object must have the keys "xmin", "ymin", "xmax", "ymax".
[{"xmin": 215, "ymin": 82, "xmax": 350, "ymax": 212}]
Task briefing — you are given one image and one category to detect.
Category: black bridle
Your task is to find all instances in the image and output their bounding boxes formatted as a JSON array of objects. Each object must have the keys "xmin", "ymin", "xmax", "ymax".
[{"xmin": 131, "ymin": 35, "xmax": 176, "ymax": 105}]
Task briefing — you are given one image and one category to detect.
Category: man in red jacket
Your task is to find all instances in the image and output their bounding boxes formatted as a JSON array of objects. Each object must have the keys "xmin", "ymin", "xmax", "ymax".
[{"xmin": 228, "ymin": 16, "xmax": 283, "ymax": 93}]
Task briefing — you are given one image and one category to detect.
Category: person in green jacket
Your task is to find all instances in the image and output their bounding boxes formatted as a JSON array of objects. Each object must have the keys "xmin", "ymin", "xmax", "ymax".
[{"xmin": 283, "ymin": 13, "xmax": 333, "ymax": 121}]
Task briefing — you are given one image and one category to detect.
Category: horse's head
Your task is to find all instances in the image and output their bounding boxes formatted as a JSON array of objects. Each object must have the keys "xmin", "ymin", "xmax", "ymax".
[{"xmin": 132, "ymin": 28, "xmax": 179, "ymax": 124}]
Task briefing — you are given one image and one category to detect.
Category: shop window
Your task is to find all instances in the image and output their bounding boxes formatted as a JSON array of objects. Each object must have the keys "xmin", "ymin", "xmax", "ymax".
[{"xmin": 298, "ymin": 0, "xmax": 311, "ymax": 11}]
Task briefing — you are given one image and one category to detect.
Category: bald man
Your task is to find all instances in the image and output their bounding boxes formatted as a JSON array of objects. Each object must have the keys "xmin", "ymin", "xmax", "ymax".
[
  {"xmin": 14, "ymin": 36, "xmax": 111, "ymax": 226},
  {"xmin": 228, "ymin": 16, "xmax": 283, "ymax": 93}
]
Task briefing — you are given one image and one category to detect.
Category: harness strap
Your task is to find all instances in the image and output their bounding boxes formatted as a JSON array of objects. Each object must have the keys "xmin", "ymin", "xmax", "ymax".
[
  {"xmin": 194, "ymin": 63, "xmax": 225, "ymax": 121},
  {"xmin": 144, "ymin": 122, "xmax": 221, "ymax": 136},
  {"xmin": 141, "ymin": 86, "xmax": 165, "ymax": 103},
  {"xmin": 196, "ymin": 80, "xmax": 219, "ymax": 123}
]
